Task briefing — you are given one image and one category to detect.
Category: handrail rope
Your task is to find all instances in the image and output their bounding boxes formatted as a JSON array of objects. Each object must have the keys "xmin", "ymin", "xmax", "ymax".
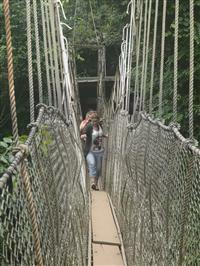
[
  {"xmin": 33, "ymin": 0, "xmax": 43, "ymax": 103},
  {"xmin": 142, "ymin": 0, "xmax": 152, "ymax": 111},
  {"xmin": 133, "ymin": 0, "xmax": 143, "ymax": 120},
  {"xmin": 88, "ymin": 0, "xmax": 99, "ymax": 45},
  {"xmin": 26, "ymin": 0, "xmax": 35, "ymax": 123},
  {"xmin": 3, "ymin": 0, "xmax": 19, "ymax": 144},
  {"xmin": 158, "ymin": 0, "xmax": 167, "ymax": 118},
  {"xmin": 40, "ymin": 0, "xmax": 52, "ymax": 105},
  {"xmin": 48, "ymin": 0, "xmax": 62, "ymax": 110},
  {"xmin": 44, "ymin": 0, "xmax": 57, "ymax": 107},
  {"xmin": 173, "ymin": 0, "xmax": 179, "ymax": 123},
  {"xmin": 139, "ymin": 0, "xmax": 148, "ymax": 112},
  {"xmin": 189, "ymin": 0, "xmax": 194, "ymax": 139},
  {"xmin": 149, "ymin": 0, "xmax": 159, "ymax": 115}
]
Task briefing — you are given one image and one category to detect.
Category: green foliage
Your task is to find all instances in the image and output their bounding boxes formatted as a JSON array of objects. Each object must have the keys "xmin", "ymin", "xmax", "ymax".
[
  {"xmin": 0, "ymin": 137, "xmax": 13, "ymax": 175},
  {"xmin": 0, "ymin": 135, "xmax": 28, "ymax": 175},
  {"xmin": 39, "ymin": 126, "xmax": 53, "ymax": 156}
]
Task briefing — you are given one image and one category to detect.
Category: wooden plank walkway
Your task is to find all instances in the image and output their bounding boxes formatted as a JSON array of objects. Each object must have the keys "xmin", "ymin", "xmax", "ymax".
[{"xmin": 91, "ymin": 191, "xmax": 126, "ymax": 266}]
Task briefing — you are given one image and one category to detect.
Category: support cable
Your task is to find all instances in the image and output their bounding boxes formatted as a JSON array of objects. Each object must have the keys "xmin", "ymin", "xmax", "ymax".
[
  {"xmin": 88, "ymin": 0, "xmax": 99, "ymax": 45},
  {"xmin": 3, "ymin": 0, "xmax": 19, "ymax": 144},
  {"xmin": 143, "ymin": 0, "xmax": 152, "ymax": 111},
  {"xmin": 72, "ymin": 0, "xmax": 78, "ymax": 44},
  {"xmin": 48, "ymin": 0, "xmax": 62, "ymax": 111},
  {"xmin": 158, "ymin": 0, "xmax": 167, "ymax": 118},
  {"xmin": 133, "ymin": 0, "xmax": 143, "ymax": 120},
  {"xmin": 26, "ymin": 0, "xmax": 35, "ymax": 123},
  {"xmin": 40, "ymin": 0, "xmax": 52, "ymax": 105},
  {"xmin": 45, "ymin": 1, "xmax": 57, "ymax": 107},
  {"xmin": 149, "ymin": 0, "xmax": 159, "ymax": 115},
  {"xmin": 189, "ymin": 0, "xmax": 194, "ymax": 139},
  {"xmin": 33, "ymin": 0, "xmax": 43, "ymax": 103},
  {"xmin": 139, "ymin": 0, "xmax": 148, "ymax": 112},
  {"xmin": 173, "ymin": 0, "xmax": 179, "ymax": 123}
]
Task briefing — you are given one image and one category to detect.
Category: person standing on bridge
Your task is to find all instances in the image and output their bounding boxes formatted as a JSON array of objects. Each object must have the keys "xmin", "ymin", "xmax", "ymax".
[
  {"xmin": 80, "ymin": 110, "xmax": 96, "ymax": 134},
  {"xmin": 80, "ymin": 112, "xmax": 107, "ymax": 190}
]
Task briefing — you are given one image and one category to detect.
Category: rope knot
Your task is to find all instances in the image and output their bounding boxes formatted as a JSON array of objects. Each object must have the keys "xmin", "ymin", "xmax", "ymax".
[
  {"xmin": 27, "ymin": 122, "xmax": 38, "ymax": 130},
  {"xmin": 12, "ymin": 144, "xmax": 29, "ymax": 157},
  {"xmin": 169, "ymin": 122, "xmax": 181, "ymax": 130}
]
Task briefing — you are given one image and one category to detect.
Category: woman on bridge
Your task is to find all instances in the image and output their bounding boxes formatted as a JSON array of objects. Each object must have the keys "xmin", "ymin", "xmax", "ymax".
[{"xmin": 80, "ymin": 112, "xmax": 106, "ymax": 190}]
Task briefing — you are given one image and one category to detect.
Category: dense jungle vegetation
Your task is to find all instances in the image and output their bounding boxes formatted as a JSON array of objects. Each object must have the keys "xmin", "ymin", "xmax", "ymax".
[{"xmin": 0, "ymin": 0, "xmax": 200, "ymax": 172}]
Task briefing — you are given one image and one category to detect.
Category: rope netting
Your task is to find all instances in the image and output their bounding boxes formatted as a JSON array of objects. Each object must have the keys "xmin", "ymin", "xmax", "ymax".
[
  {"xmin": 0, "ymin": 106, "xmax": 88, "ymax": 265},
  {"xmin": 104, "ymin": 111, "xmax": 200, "ymax": 265}
]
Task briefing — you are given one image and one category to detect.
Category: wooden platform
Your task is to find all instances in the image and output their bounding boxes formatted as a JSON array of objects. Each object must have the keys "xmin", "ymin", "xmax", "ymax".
[{"xmin": 91, "ymin": 191, "xmax": 126, "ymax": 266}]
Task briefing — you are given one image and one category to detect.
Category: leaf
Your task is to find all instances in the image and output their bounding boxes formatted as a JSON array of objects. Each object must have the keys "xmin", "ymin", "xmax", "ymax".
[
  {"xmin": 3, "ymin": 137, "xmax": 12, "ymax": 144},
  {"xmin": 0, "ymin": 156, "xmax": 8, "ymax": 164},
  {"xmin": 0, "ymin": 141, "xmax": 8, "ymax": 148}
]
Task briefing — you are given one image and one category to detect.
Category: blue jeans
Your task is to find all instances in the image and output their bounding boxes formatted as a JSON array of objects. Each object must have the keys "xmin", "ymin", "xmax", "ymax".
[{"xmin": 86, "ymin": 151, "xmax": 104, "ymax": 177}]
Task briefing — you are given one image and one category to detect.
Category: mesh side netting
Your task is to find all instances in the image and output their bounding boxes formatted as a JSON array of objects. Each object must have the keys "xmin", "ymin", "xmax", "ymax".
[
  {"xmin": 0, "ymin": 106, "xmax": 88, "ymax": 266},
  {"xmin": 104, "ymin": 111, "xmax": 200, "ymax": 266}
]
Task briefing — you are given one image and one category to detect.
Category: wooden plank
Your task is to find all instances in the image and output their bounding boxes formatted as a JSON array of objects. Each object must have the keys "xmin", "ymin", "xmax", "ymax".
[
  {"xmin": 91, "ymin": 191, "xmax": 120, "ymax": 245},
  {"xmin": 93, "ymin": 244, "xmax": 124, "ymax": 266}
]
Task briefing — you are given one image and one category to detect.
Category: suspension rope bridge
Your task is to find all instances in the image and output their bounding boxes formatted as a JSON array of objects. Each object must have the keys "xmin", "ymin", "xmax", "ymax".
[{"xmin": 0, "ymin": 0, "xmax": 199, "ymax": 265}]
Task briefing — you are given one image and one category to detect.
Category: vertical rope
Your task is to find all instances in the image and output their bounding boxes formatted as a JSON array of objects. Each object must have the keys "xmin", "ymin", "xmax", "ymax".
[
  {"xmin": 21, "ymin": 162, "xmax": 44, "ymax": 266},
  {"xmin": 48, "ymin": 0, "xmax": 62, "ymax": 110},
  {"xmin": 139, "ymin": 0, "xmax": 148, "ymax": 112},
  {"xmin": 173, "ymin": 0, "xmax": 179, "ymax": 123},
  {"xmin": 40, "ymin": 0, "xmax": 52, "ymax": 105},
  {"xmin": 88, "ymin": 0, "xmax": 99, "ymax": 45},
  {"xmin": 33, "ymin": 0, "xmax": 43, "ymax": 103},
  {"xmin": 26, "ymin": 0, "xmax": 34, "ymax": 123},
  {"xmin": 3, "ymin": 0, "xmax": 19, "ymax": 144},
  {"xmin": 133, "ymin": 0, "xmax": 143, "ymax": 119},
  {"xmin": 143, "ymin": 0, "xmax": 152, "ymax": 111},
  {"xmin": 72, "ymin": 0, "xmax": 78, "ymax": 44},
  {"xmin": 189, "ymin": 0, "xmax": 194, "ymax": 139},
  {"xmin": 44, "ymin": 1, "xmax": 57, "ymax": 107},
  {"xmin": 158, "ymin": 0, "xmax": 167, "ymax": 118},
  {"xmin": 149, "ymin": 0, "xmax": 159, "ymax": 115}
]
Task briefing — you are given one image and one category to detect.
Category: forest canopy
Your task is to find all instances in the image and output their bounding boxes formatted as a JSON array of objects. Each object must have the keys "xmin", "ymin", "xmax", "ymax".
[{"xmin": 0, "ymin": 0, "xmax": 200, "ymax": 141}]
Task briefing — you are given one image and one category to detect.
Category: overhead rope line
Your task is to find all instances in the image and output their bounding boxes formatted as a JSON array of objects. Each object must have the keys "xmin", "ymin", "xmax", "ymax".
[{"xmin": 3, "ymin": 0, "xmax": 19, "ymax": 144}]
